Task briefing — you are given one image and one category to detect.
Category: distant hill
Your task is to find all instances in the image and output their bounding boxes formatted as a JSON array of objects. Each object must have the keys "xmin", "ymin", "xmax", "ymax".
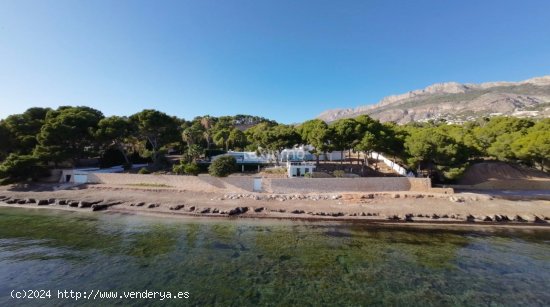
[{"xmin": 317, "ymin": 76, "xmax": 550, "ymax": 124}]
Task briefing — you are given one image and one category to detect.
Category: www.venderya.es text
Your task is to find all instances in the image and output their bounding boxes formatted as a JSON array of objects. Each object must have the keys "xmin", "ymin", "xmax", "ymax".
[{"xmin": 10, "ymin": 289, "xmax": 190, "ymax": 301}]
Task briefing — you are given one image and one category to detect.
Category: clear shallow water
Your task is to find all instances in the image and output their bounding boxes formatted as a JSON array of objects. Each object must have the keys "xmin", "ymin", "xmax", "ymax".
[{"xmin": 0, "ymin": 207, "xmax": 549, "ymax": 307}]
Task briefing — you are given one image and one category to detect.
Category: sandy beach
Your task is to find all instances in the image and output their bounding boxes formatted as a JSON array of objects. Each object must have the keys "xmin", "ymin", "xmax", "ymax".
[{"xmin": 1, "ymin": 183, "xmax": 549, "ymax": 227}]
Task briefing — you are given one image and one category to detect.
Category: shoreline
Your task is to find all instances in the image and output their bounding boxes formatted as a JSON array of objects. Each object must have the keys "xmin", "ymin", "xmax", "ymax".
[
  {"xmin": 1, "ymin": 183, "xmax": 549, "ymax": 230},
  {"xmin": 1, "ymin": 202, "xmax": 549, "ymax": 231}
]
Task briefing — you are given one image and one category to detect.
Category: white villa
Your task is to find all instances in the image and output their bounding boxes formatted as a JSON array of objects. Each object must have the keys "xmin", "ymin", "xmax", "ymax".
[
  {"xmin": 280, "ymin": 145, "xmax": 343, "ymax": 162},
  {"xmin": 211, "ymin": 151, "xmax": 274, "ymax": 163}
]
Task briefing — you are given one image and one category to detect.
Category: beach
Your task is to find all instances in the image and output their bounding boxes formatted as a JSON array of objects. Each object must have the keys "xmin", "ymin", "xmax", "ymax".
[{"xmin": 1, "ymin": 183, "xmax": 548, "ymax": 227}]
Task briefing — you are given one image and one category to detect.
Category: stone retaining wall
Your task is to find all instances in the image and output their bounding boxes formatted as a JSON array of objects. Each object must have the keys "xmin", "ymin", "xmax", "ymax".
[
  {"xmin": 87, "ymin": 173, "xmax": 447, "ymax": 194},
  {"xmin": 267, "ymin": 177, "xmax": 435, "ymax": 193},
  {"xmin": 87, "ymin": 173, "xmax": 255, "ymax": 193}
]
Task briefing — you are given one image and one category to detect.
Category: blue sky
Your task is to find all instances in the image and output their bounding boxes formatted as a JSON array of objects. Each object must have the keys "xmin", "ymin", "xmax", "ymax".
[{"xmin": 1, "ymin": 0, "xmax": 549, "ymax": 123}]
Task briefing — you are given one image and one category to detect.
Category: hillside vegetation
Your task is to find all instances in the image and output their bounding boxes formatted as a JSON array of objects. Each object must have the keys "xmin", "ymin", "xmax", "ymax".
[{"xmin": 1, "ymin": 105, "xmax": 548, "ymax": 184}]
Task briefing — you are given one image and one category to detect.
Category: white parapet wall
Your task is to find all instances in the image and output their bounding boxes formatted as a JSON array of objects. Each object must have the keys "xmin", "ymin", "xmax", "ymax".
[{"xmin": 368, "ymin": 152, "xmax": 408, "ymax": 176}]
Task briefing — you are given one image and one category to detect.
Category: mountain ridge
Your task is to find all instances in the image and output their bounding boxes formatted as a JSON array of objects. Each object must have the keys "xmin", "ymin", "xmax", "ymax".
[{"xmin": 317, "ymin": 76, "xmax": 550, "ymax": 124}]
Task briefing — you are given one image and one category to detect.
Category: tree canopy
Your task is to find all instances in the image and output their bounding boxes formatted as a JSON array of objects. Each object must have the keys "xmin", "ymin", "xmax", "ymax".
[{"xmin": 0, "ymin": 105, "xmax": 548, "ymax": 184}]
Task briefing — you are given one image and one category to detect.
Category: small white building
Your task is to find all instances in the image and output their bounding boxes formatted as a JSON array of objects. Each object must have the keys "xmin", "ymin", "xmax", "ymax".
[
  {"xmin": 287, "ymin": 161, "xmax": 316, "ymax": 178},
  {"xmin": 59, "ymin": 164, "xmax": 147, "ymax": 184}
]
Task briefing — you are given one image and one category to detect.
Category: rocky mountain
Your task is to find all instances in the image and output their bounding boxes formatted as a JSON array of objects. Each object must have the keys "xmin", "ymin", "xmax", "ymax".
[{"xmin": 317, "ymin": 76, "xmax": 550, "ymax": 124}]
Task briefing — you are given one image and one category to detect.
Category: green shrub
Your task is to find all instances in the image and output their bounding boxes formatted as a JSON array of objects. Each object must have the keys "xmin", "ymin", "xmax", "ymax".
[
  {"xmin": 304, "ymin": 172, "xmax": 312, "ymax": 178},
  {"xmin": 440, "ymin": 164, "xmax": 468, "ymax": 182},
  {"xmin": 184, "ymin": 162, "xmax": 201, "ymax": 176},
  {"xmin": 208, "ymin": 156, "xmax": 237, "ymax": 177},
  {"xmin": 173, "ymin": 162, "xmax": 201, "ymax": 176},
  {"xmin": 172, "ymin": 163, "xmax": 184, "ymax": 175},
  {"xmin": 138, "ymin": 167, "xmax": 151, "ymax": 174},
  {"xmin": 332, "ymin": 170, "xmax": 345, "ymax": 177}
]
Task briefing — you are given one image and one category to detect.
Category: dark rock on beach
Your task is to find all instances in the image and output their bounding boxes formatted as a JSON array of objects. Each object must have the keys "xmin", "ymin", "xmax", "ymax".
[
  {"xmin": 78, "ymin": 201, "xmax": 92, "ymax": 208},
  {"xmin": 515, "ymin": 215, "xmax": 527, "ymax": 222},
  {"xmin": 228, "ymin": 207, "xmax": 249, "ymax": 216},
  {"xmin": 169, "ymin": 204, "xmax": 185, "ymax": 210},
  {"xmin": 92, "ymin": 201, "xmax": 122, "ymax": 211},
  {"xmin": 37, "ymin": 199, "xmax": 49, "ymax": 206}
]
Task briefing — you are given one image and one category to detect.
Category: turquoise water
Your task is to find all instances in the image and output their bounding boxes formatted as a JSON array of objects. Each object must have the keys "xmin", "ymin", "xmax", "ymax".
[{"xmin": 0, "ymin": 207, "xmax": 549, "ymax": 306}]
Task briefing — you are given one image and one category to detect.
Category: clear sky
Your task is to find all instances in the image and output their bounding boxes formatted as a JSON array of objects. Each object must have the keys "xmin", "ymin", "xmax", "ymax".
[{"xmin": 1, "ymin": 0, "xmax": 549, "ymax": 123}]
